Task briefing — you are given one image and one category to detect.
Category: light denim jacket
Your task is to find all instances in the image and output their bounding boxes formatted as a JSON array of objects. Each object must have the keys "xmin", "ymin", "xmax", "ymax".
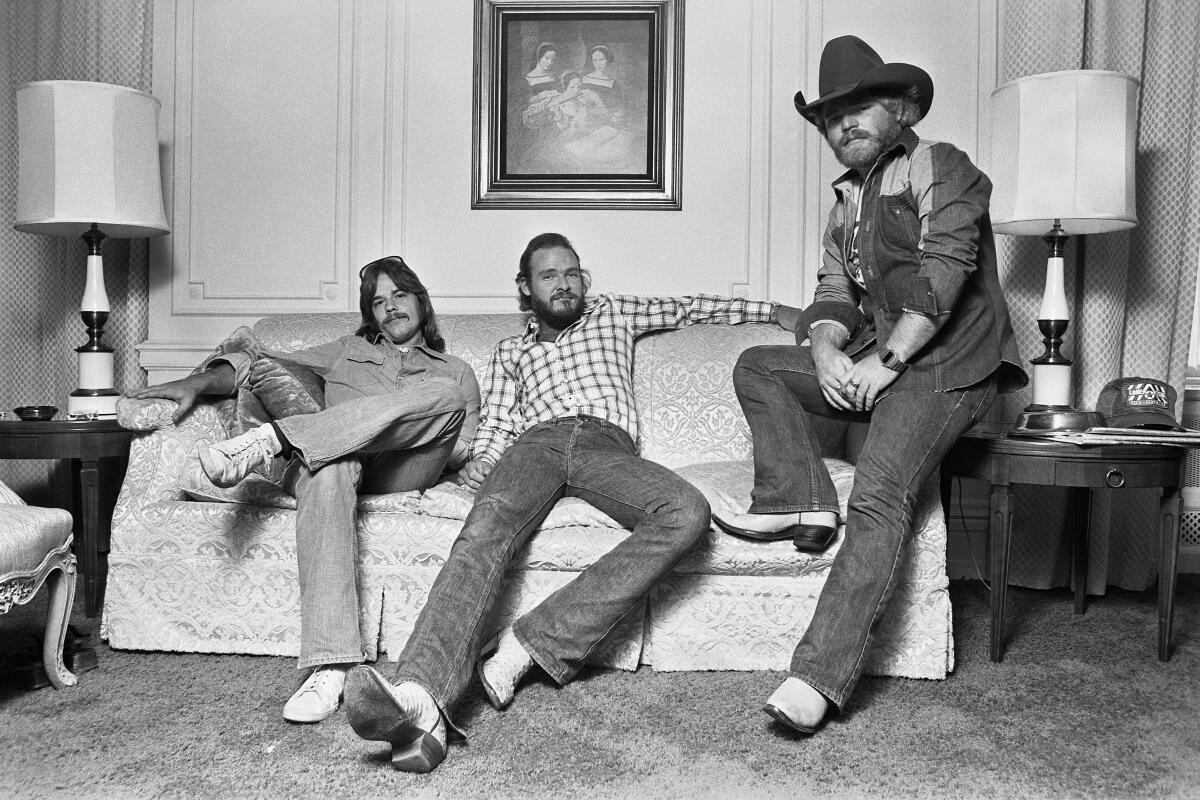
[
  {"xmin": 210, "ymin": 332, "xmax": 481, "ymax": 469},
  {"xmin": 796, "ymin": 128, "xmax": 1027, "ymax": 394}
]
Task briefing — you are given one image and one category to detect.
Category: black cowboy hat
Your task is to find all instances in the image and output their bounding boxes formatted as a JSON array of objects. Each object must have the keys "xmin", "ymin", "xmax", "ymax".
[{"xmin": 794, "ymin": 35, "xmax": 934, "ymax": 125}]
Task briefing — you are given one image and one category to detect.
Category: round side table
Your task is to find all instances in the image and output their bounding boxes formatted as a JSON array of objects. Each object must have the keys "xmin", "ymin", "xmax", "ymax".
[
  {"xmin": 0, "ymin": 418, "xmax": 133, "ymax": 617},
  {"xmin": 941, "ymin": 425, "xmax": 1184, "ymax": 663}
]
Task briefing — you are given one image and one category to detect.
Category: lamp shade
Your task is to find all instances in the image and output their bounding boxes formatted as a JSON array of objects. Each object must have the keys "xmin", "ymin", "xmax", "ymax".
[
  {"xmin": 990, "ymin": 70, "xmax": 1139, "ymax": 236},
  {"xmin": 15, "ymin": 80, "xmax": 169, "ymax": 239}
]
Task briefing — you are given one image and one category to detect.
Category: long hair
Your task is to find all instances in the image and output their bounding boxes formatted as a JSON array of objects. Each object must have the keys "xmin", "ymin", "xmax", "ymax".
[
  {"xmin": 515, "ymin": 232, "xmax": 583, "ymax": 312},
  {"xmin": 356, "ymin": 256, "xmax": 445, "ymax": 352},
  {"xmin": 877, "ymin": 85, "xmax": 923, "ymax": 128}
]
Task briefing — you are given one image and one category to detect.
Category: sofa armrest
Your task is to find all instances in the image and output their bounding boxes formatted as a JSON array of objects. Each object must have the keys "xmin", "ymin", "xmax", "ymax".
[
  {"xmin": 114, "ymin": 397, "xmax": 230, "ymax": 505},
  {"xmin": 117, "ymin": 396, "xmax": 183, "ymax": 431}
]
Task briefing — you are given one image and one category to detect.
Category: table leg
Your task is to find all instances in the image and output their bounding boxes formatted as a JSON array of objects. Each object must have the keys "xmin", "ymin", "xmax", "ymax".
[
  {"xmin": 989, "ymin": 482, "xmax": 1013, "ymax": 662},
  {"xmin": 77, "ymin": 457, "xmax": 102, "ymax": 617},
  {"xmin": 939, "ymin": 469, "xmax": 952, "ymax": 524},
  {"xmin": 96, "ymin": 455, "xmax": 124, "ymax": 612},
  {"xmin": 1158, "ymin": 485, "xmax": 1182, "ymax": 661},
  {"xmin": 1069, "ymin": 487, "xmax": 1092, "ymax": 615}
]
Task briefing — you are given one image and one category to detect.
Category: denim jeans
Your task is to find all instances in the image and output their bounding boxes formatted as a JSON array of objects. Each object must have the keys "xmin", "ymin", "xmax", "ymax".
[
  {"xmin": 733, "ymin": 345, "xmax": 997, "ymax": 708},
  {"xmin": 392, "ymin": 415, "xmax": 710, "ymax": 729},
  {"xmin": 274, "ymin": 378, "xmax": 467, "ymax": 670}
]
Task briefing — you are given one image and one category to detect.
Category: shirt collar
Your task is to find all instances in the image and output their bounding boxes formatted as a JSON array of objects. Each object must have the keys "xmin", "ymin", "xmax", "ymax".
[{"xmin": 362, "ymin": 329, "xmax": 448, "ymax": 361}]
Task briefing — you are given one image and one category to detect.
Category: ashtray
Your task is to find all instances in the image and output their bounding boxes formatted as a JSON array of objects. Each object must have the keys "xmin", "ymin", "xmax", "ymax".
[{"xmin": 13, "ymin": 405, "xmax": 58, "ymax": 421}]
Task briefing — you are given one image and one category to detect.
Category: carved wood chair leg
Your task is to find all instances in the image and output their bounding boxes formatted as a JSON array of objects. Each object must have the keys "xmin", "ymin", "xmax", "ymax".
[{"xmin": 42, "ymin": 559, "xmax": 79, "ymax": 689}]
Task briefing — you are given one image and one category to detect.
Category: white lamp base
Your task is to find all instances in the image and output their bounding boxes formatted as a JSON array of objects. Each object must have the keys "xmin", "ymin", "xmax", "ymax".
[
  {"xmin": 1012, "ymin": 407, "xmax": 1102, "ymax": 433},
  {"xmin": 68, "ymin": 392, "xmax": 119, "ymax": 418},
  {"xmin": 70, "ymin": 229, "xmax": 119, "ymax": 418},
  {"xmin": 1009, "ymin": 224, "xmax": 1100, "ymax": 435}
]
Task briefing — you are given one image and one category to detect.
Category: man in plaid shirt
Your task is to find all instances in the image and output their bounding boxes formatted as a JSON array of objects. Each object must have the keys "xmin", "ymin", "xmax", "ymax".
[{"xmin": 345, "ymin": 232, "xmax": 800, "ymax": 773}]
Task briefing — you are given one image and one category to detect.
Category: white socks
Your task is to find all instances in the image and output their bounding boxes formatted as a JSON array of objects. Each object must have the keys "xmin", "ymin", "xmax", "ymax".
[{"xmin": 799, "ymin": 511, "xmax": 838, "ymax": 528}]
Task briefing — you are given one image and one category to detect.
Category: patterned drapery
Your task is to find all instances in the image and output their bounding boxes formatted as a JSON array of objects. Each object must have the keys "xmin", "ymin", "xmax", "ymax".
[
  {"xmin": 0, "ymin": 0, "xmax": 152, "ymax": 500},
  {"xmin": 995, "ymin": 0, "xmax": 1200, "ymax": 591}
]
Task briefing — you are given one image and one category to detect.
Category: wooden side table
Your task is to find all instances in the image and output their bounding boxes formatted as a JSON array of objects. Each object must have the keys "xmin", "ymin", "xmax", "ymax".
[
  {"xmin": 0, "ymin": 419, "xmax": 132, "ymax": 617},
  {"xmin": 941, "ymin": 424, "xmax": 1184, "ymax": 663}
]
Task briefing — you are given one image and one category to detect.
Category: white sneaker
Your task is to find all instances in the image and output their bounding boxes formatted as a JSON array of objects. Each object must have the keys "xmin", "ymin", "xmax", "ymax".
[
  {"xmin": 478, "ymin": 628, "xmax": 533, "ymax": 709},
  {"xmin": 283, "ymin": 665, "xmax": 347, "ymax": 724},
  {"xmin": 198, "ymin": 424, "xmax": 280, "ymax": 488},
  {"xmin": 344, "ymin": 666, "xmax": 447, "ymax": 773}
]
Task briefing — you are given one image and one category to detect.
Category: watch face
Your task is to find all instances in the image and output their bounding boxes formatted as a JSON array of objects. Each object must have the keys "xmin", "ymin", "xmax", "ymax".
[{"xmin": 882, "ymin": 349, "xmax": 907, "ymax": 371}]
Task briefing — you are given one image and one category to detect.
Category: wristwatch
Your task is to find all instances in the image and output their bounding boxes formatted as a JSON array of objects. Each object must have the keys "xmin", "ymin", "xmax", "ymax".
[{"xmin": 879, "ymin": 347, "xmax": 909, "ymax": 374}]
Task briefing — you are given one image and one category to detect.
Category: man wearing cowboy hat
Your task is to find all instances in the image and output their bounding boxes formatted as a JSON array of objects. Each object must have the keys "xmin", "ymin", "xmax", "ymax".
[{"xmin": 712, "ymin": 35, "xmax": 1027, "ymax": 734}]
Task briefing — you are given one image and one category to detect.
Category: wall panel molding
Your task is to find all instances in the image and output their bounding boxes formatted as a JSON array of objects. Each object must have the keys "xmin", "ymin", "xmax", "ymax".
[{"xmin": 160, "ymin": 0, "xmax": 389, "ymax": 317}]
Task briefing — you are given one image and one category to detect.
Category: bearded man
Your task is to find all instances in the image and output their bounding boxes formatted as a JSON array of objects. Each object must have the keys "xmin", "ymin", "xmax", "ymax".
[
  {"xmin": 342, "ymin": 231, "xmax": 800, "ymax": 773},
  {"xmin": 710, "ymin": 36, "xmax": 1028, "ymax": 735}
]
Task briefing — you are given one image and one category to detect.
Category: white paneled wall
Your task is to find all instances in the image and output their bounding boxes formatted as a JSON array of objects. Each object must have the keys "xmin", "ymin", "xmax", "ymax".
[{"xmin": 143, "ymin": 0, "xmax": 997, "ymax": 381}]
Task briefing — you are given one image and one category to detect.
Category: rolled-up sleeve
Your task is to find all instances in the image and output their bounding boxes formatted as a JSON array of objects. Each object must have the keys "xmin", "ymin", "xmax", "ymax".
[
  {"xmin": 451, "ymin": 367, "xmax": 481, "ymax": 469},
  {"xmin": 796, "ymin": 206, "xmax": 867, "ymax": 339},
  {"xmin": 904, "ymin": 142, "xmax": 992, "ymax": 317},
  {"xmin": 470, "ymin": 344, "xmax": 523, "ymax": 465},
  {"xmin": 197, "ymin": 350, "xmax": 254, "ymax": 392}
]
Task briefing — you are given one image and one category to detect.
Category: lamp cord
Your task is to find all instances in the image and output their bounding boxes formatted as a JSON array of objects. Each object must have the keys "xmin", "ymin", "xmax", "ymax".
[{"xmin": 956, "ymin": 476, "xmax": 990, "ymax": 591}]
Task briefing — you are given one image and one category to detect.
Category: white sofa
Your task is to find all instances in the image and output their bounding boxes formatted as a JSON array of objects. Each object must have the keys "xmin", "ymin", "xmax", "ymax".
[{"xmin": 102, "ymin": 312, "xmax": 955, "ymax": 678}]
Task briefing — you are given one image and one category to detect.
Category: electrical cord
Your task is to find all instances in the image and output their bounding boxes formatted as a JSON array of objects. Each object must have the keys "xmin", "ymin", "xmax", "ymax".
[{"xmin": 955, "ymin": 475, "xmax": 990, "ymax": 591}]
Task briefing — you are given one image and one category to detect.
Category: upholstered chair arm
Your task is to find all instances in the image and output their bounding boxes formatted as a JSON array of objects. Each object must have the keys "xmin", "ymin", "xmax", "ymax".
[
  {"xmin": 113, "ymin": 397, "xmax": 230, "ymax": 506},
  {"xmin": 0, "ymin": 477, "xmax": 26, "ymax": 505}
]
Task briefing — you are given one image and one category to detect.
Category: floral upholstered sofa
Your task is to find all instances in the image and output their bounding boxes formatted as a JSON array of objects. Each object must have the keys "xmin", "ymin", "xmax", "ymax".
[{"xmin": 103, "ymin": 312, "xmax": 955, "ymax": 678}]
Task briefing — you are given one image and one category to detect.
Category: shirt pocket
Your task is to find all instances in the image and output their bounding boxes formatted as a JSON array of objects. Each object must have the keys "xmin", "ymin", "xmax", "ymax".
[
  {"xmin": 878, "ymin": 188, "xmax": 920, "ymax": 252},
  {"xmin": 325, "ymin": 352, "xmax": 391, "ymax": 397}
]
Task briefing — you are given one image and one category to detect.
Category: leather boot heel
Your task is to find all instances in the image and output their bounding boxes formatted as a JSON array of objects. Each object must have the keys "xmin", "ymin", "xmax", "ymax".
[
  {"xmin": 792, "ymin": 524, "xmax": 836, "ymax": 552},
  {"xmin": 391, "ymin": 731, "xmax": 446, "ymax": 773}
]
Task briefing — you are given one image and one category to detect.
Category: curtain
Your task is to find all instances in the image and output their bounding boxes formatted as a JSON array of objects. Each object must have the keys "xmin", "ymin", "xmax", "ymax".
[
  {"xmin": 0, "ymin": 0, "xmax": 152, "ymax": 501},
  {"xmin": 996, "ymin": 0, "xmax": 1200, "ymax": 591}
]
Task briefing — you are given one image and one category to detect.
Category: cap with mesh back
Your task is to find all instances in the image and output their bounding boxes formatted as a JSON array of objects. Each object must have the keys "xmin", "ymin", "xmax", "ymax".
[{"xmin": 1094, "ymin": 377, "xmax": 1184, "ymax": 430}]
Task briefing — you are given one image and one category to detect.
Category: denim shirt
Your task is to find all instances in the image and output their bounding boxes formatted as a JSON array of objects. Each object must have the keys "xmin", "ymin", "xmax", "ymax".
[
  {"xmin": 212, "ymin": 332, "xmax": 481, "ymax": 469},
  {"xmin": 796, "ymin": 128, "xmax": 1027, "ymax": 394}
]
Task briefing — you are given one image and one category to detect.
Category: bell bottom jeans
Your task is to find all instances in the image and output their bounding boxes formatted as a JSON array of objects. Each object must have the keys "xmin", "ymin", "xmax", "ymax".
[
  {"xmin": 273, "ymin": 379, "xmax": 467, "ymax": 670},
  {"xmin": 733, "ymin": 345, "xmax": 997, "ymax": 708},
  {"xmin": 392, "ymin": 415, "xmax": 710, "ymax": 730}
]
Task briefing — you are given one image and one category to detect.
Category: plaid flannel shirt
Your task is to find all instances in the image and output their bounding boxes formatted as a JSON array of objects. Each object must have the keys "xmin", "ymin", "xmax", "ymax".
[{"xmin": 471, "ymin": 292, "xmax": 778, "ymax": 464}]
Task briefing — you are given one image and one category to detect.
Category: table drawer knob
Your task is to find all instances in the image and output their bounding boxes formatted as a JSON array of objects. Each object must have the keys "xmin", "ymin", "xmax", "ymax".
[{"xmin": 1105, "ymin": 467, "xmax": 1126, "ymax": 488}]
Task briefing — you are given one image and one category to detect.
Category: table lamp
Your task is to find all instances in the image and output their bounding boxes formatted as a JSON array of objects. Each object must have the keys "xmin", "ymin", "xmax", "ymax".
[
  {"xmin": 989, "ymin": 70, "xmax": 1139, "ymax": 433},
  {"xmin": 14, "ymin": 80, "xmax": 170, "ymax": 418}
]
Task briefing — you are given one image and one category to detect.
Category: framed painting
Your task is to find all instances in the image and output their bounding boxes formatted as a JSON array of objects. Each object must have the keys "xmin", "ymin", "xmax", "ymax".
[{"xmin": 472, "ymin": 0, "xmax": 684, "ymax": 209}]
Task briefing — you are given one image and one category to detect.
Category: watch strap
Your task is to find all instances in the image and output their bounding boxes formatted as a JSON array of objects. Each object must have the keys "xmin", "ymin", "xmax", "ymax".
[{"xmin": 880, "ymin": 347, "xmax": 909, "ymax": 373}]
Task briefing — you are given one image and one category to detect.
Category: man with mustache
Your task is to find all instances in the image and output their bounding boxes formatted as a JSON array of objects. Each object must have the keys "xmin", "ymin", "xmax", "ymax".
[
  {"xmin": 343, "ymin": 232, "xmax": 801, "ymax": 773},
  {"xmin": 126, "ymin": 256, "xmax": 479, "ymax": 725},
  {"xmin": 710, "ymin": 36, "xmax": 1028, "ymax": 735}
]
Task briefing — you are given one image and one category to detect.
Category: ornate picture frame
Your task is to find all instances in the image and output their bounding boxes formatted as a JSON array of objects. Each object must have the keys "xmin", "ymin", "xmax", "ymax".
[{"xmin": 472, "ymin": 0, "xmax": 684, "ymax": 209}]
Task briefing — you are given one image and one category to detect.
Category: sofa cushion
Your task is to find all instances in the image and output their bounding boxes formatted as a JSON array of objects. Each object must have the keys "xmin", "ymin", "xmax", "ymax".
[
  {"xmin": 671, "ymin": 459, "xmax": 853, "ymax": 577},
  {"xmin": 417, "ymin": 481, "xmax": 622, "ymax": 529},
  {"xmin": 633, "ymin": 324, "xmax": 793, "ymax": 469},
  {"xmin": 248, "ymin": 356, "xmax": 325, "ymax": 419}
]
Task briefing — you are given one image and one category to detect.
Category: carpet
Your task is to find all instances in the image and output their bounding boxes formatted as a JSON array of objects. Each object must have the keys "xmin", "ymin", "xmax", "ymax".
[{"xmin": 1, "ymin": 578, "xmax": 1197, "ymax": 800}]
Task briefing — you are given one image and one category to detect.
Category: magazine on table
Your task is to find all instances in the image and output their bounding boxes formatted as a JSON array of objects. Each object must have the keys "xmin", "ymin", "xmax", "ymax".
[{"xmin": 1011, "ymin": 427, "xmax": 1200, "ymax": 447}]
